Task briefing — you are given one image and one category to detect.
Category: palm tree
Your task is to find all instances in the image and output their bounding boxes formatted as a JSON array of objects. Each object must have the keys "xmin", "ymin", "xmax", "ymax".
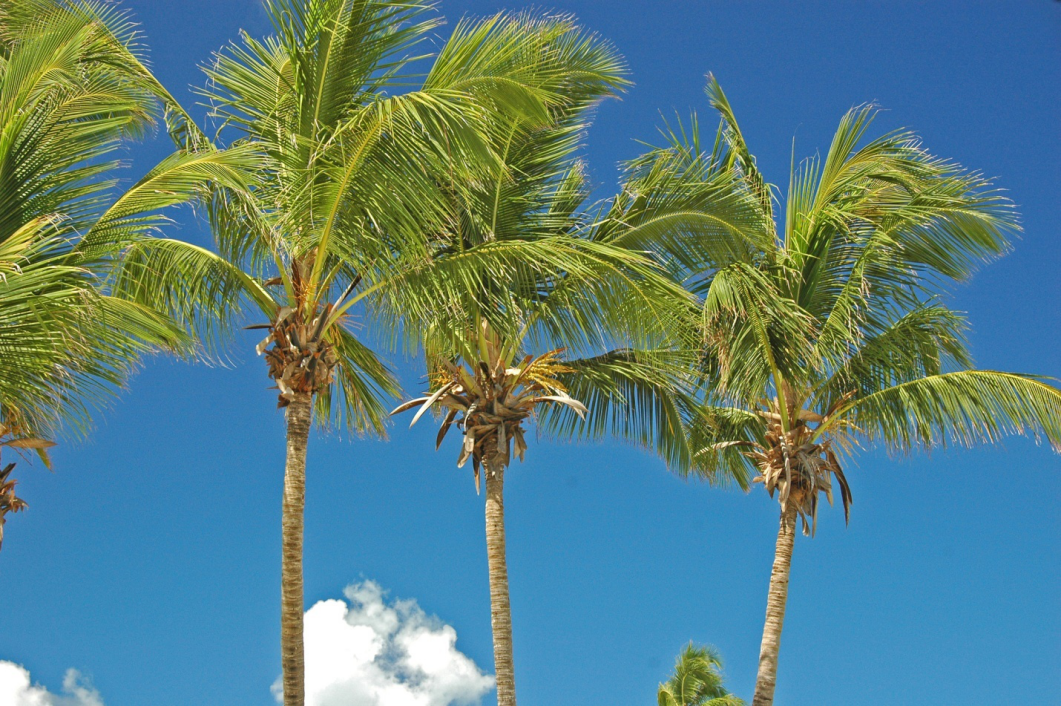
[
  {"xmin": 646, "ymin": 77, "xmax": 1061, "ymax": 706},
  {"xmin": 390, "ymin": 32, "xmax": 770, "ymax": 705},
  {"xmin": 111, "ymin": 4, "xmax": 637, "ymax": 703},
  {"xmin": 0, "ymin": 0, "xmax": 250, "ymax": 552},
  {"xmin": 658, "ymin": 643, "xmax": 744, "ymax": 706}
]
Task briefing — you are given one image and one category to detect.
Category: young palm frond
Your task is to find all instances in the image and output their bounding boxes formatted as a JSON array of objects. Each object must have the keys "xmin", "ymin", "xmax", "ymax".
[{"xmin": 657, "ymin": 642, "xmax": 744, "ymax": 706}]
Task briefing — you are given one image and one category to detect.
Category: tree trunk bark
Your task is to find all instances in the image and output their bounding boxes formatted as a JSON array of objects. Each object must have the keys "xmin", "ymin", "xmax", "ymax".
[
  {"xmin": 752, "ymin": 503, "xmax": 798, "ymax": 706},
  {"xmin": 484, "ymin": 459, "xmax": 517, "ymax": 706},
  {"xmin": 281, "ymin": 391, "xmax": 312, "ymax": 706}
]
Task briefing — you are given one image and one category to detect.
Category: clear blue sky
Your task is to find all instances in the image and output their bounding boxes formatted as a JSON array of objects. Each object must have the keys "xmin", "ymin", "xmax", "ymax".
[{"xmin": 2, "ymin": 1, "xmax": 1059, "ymax": 704}]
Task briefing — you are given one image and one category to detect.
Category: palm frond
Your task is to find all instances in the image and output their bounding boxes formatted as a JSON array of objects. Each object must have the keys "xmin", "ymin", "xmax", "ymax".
[
  {"xmin": 705, "ymin": 73, "xmax": 773, "ymax": 229},
  {"xmin": 537, "ymin": 348, "xmax": 699, "ymax": 472},
  {"xmin": 833, "ymin": 370, "xmax": 1061, "ymax": 453},
  {"xmin": 658, "ymin": 642, "xmax": 744, "ymax": 706}
]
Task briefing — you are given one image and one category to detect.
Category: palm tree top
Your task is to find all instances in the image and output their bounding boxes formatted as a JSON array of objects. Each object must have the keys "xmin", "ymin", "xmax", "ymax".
[
  {"xmin": 393, "ymin": 321, "xmax": 588, "ymax": 492},
  {"xmin": 651, "ymin": 76, "xmax": 1061, "ymax": 530}
]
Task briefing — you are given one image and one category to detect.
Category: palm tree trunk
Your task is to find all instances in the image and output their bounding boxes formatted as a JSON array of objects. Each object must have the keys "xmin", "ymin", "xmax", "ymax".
[
  {"xmin": 752, "ymin": 503, "xmax": 798, "ymax": 706},
  {"xmin": 281, "ymin": 391, "xmax": 312, "ymax": 706},
  {"xmin": 484, "ymin": 458, "xmax": 517, "ymax": 706}
]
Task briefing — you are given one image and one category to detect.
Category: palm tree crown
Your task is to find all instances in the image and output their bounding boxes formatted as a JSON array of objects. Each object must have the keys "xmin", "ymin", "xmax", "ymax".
[{"xmin": 672, "ymin": 76, "xmax": 1061, "ymax": 521}]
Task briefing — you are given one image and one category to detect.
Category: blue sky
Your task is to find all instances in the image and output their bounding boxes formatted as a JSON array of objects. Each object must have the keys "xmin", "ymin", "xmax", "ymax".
[{"xmin": 1, "ymin": 1, "xmax": 1059, "ymax": 704}]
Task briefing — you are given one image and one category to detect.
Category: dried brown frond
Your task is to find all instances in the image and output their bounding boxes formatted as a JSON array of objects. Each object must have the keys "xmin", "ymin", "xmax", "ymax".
[{"xmin": 392, "ymin": 334, "xmax": 586, "ymax": 493}]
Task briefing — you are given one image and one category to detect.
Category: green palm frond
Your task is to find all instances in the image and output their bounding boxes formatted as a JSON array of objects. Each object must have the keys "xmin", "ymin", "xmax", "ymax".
[
  {"xmin": 0, "ymin": 0, "xmax": 235, "ymax": 437},
  {"xmin": 785, "ymin": 104, "xmax": 1016, "ymax": 321},
  {"xmin": 315, "ymin": 322, "xmax": 399, "ymax": 434},
  {"xmin": 538, "ymin": 348, "xmax": 698, "ymax": 472},
  {"xmin": 596, "ymin": 143, "xmax": 773, "ymax": 277},
  {"xmin": 705, "ymin": 73, "xmax": 773, "ymax": 229},
  {"xmin": 700, "ymin": 261, "xmax": 817, "ymax": 405},
  {"xmin": 833, "ymin": 371, "xmax": 1061, "ymax": 453},
  {"xmin": 112, "ymin": 237, "xmax": 277, "ymax": 355},
  {"xmin": 817, "ymin": 303, "xmax": 971, "ymax": 405},
  {"xmin": 658, "ymin": 642, "xmax": 744, "ymax": 706},
  {"xmin": 685, "ymin": 403, "xmax": 763, "ymax": 489}
]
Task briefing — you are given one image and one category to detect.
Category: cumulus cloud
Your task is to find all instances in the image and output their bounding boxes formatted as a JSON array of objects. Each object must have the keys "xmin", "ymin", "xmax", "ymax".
[
  {"xmin": 0, "ymin": 662, "xmax": 104, "ymax": 706},
  {"xmin": 273, "ymin": 580, "xmax": 494, "ymax": 706}
]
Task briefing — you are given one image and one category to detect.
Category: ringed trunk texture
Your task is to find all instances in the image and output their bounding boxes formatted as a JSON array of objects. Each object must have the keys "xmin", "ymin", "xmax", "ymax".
[
  {"xmin": 281, "ymin": 391, "xmax": 313, "ymax": 706},
  {"xmin": 484, "ymin": 459, "xmax": 517, "ymax": 706},
  {"xmin": 752, "ymin": 503, "xmax": 798, "ymax": 706}
]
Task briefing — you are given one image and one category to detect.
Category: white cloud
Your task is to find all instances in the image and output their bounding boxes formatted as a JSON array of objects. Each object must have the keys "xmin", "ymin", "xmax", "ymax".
[
  {"xmin": 0, "ymin": 662, "xmax": 104, "ymax": 706},
  {"xmin": 273, "ymin": 580, "xmax": 494, "ymax": 706}
]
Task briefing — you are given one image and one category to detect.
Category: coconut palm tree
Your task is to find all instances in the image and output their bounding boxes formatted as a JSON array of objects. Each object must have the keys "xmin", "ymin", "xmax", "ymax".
[
  {"xmin": 389, "ymin": 43, "xmax": 773, "ymax": 705},
  {"xmin": 110, "ymin": 3, "xmax": 644, "ymax": 702},
  {"xmin": 658, "ymin": 642, "xmax": 744, "ymax": 706},
  {"xmin": 646, "ymin": 77, "xmax": 1061, "ymax": 706},
  {"xmin": 0, "ymin": 0, "xmax": 251, "ymax": 552}
]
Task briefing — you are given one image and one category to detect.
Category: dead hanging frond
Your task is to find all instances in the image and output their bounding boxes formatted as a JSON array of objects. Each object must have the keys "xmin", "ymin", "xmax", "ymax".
[
  {"xmin": 746, "ymin": 392, "xmax": 854, "ymax": 536},
  {"xmin": 391, "ymin": 322, "xmax": 585, "ymax": 493},
  {"xmin": 0, "ymin": 419, "xmax": 55, "ymax": 552},
  {"xmin": 253, "ymin": 302, "xmax": 339, "ymax": 407},
  {"xmin": 0, "ymin": 462, "xmax": 28, "ymax": 552}
]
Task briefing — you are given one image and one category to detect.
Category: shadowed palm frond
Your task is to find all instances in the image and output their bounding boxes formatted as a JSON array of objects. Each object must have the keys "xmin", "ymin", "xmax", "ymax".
[{"xmin": 537, "ymin": 348, "xmax": 698, "ymax": 471}]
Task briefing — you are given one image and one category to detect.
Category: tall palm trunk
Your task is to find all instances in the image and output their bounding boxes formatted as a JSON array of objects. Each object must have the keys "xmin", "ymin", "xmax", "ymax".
[
  {"xmin": 752, "ymin": 502, "xmax": 798, "ymax": 706},
  {"xmin": 484, "ymin": 459, "xmax": 517, "ymax": 706},
  {"xmin": 281, "ymin": 391, "xmax": 313, "ymax": 706}
]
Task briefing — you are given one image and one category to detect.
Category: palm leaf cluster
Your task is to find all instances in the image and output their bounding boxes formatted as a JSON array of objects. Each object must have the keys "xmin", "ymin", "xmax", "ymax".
[
  {"xmin": 0, "ymin": 0, "xmax": 254, "ymax": 434},
  {"xmin": 658, "ymin": 642, "xmax": 744, "ymax": 706},
  {"xmin": 0, "ymin": 0, "xmax": 256, "ymax": 538}
]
